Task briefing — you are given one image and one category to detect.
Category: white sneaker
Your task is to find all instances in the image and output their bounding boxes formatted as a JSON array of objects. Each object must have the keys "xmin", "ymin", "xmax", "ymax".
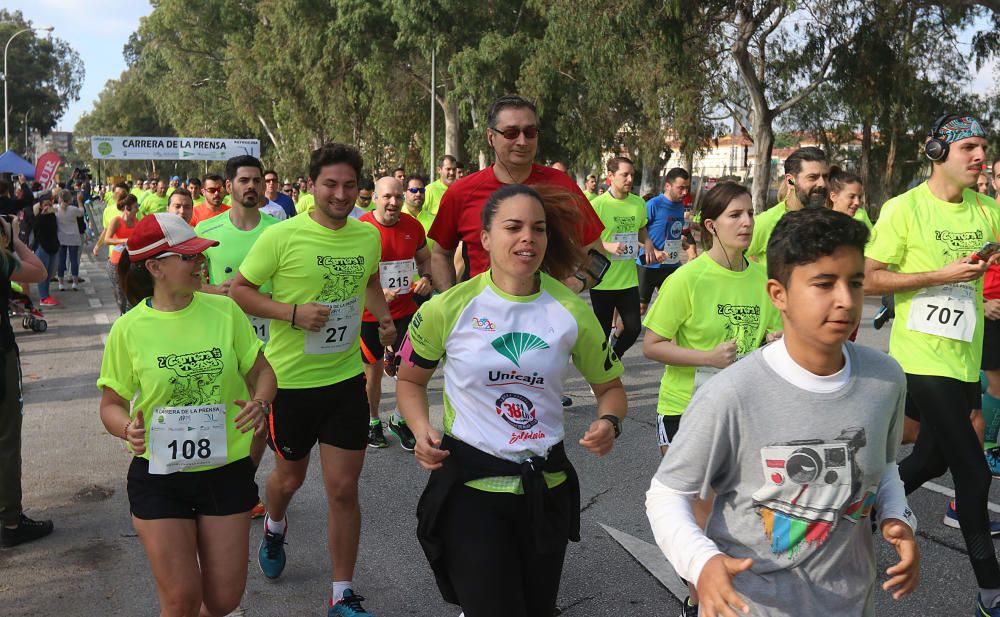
[
  {"xmin": 71, "ymin": 281, "xmax": 78, "ymax": 291},
  {"xmin": 57, "ymin": 281, "xmax": 65, "ymax": 291}
]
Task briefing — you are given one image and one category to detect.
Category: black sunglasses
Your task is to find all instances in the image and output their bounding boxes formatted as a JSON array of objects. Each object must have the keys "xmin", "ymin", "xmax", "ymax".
[
  {"xmin": 491, "ymin": 126, "xmax": 539, "ymax": 140},
  {"xmin": 407, "ymin": 187, "xmax": 426, "ymax": 194}
]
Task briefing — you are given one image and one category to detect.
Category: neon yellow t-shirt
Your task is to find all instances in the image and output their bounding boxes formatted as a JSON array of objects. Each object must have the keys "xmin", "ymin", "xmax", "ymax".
[
  {"xmin": 166, "ymin": 187, "xmax": 176, "ymax": 198},
  {"xmin": 223, "ymin": 194, "xmax": 232, "ymax": 205},
  {"xmin": 102, "ymin": 201, "xmax": 119, "ymax": 231},
  {"xmin": 295, "ymin": 193, "xmax": 315, "ymax": 215},
  {"xmin": 408, "ymin": 271, "xmax": 623, "ymax": 492},
  {"xmin": 590, "ymin": 191, "xmax": 647, "ymax": 291},
  {"xmin": 423, "ymin": 179, "xmax": 448, "ymax": 217},
  {"xmin": 643, "ymin": 256, "xmax": 780, "ymax": 416},
  {"xmin": 139, "ymin": 193, "xmax": 169, "ymax": 218},
  {"xmin": 866, "ymin": 182, "xmax": 1000, "ymax": 382},
  {"xmin": 239, "ymin": 213, "xmax": 381, "ymax": 388},
  {"xmin": 96, "ymin": 293, "xmax": 263, "ymax": 471},
  {"xmin": 746, "ymin": 201, "xmax": 789, "ymax": 267},
  {"xmin": 583, "ymin": 190, "xmax": 598, "ymax": 201},
  {"xmin": 196, "ymin": 212, "xmax": 279, "ymax": 291},
  {"xmin": 403, "ymin": 203, "xmax": 435, "ymax": 251},
  {"xmin": 193, "ymin": 195, "xmax": 205, "ymax": 207},
  {"xmin": 854, "ymin": 207, "xmax": 874, "ymax": 231}
]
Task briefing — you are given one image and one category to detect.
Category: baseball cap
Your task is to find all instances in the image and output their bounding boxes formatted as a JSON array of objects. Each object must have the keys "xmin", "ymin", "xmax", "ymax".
[
  {"xmin": 170, "ymin": 175, "xmax": 181, "ymax": 181},
  {"xmin": 126, "ymin": 213, "xmax": 218, "ymax": 261}
]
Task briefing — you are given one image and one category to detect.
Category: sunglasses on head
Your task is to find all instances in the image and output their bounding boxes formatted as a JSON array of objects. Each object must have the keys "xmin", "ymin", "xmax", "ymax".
[
  {"xmin": 490, "ymin": 126, "xmax": 539, "ymax": 140},
  {"xmin": 407, "ymin": 187, "xmax": 426, "ymax": 194}
]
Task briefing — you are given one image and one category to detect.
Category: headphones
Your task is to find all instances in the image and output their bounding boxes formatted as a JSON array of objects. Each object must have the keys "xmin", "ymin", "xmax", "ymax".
[
  {"xmin": 787, "ymin": 178, "xmax": 795, "ymax": 187},
  {"xmin": 924, "ymin": 114, "xmax": 960, "ymax": 162}
]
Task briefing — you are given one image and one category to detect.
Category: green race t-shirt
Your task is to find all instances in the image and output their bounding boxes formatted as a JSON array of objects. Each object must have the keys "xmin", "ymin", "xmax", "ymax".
[
  {"xmin": 139, "ymin": 193, "xmax": 169, "ymax": 218},
  {"xmin": 403, "ymin": 203, "xmax": 435, "ymax": 251},
  {"xmin": 424, "ymin": 179, "xmax": 448, "ymax": 217},
  {"xmin": 746, "ymin": 201, "xmax": 789, "ymax": 267},
  {"xmin": 854, "ymin": 207, "xmax": 874, "ymax": 231},
  {"xmin": 591, "ymin": 191, "xmax": 647, "ymax": 290},
  {"xmin": 643, "ymin": 256, "xmax": 780, "ymax": 415},
  {"xmin": 196, "ymin": 212, "xmax": 280, "ymax": 291},
  {"xmin": 866, "ymin": 182, "xmax": 1000, "ymax": 381},
  {"xmin": 96, "ymin": 293, "xmax": 263, "ymax": 471},
  {"xmin": 295, "ymin": 193, "xmax": 315, "ymax": 215},
  {"xmin": 583, "ymin": 190, "xmax": 598, "ymax": 201},
  {"xmin": 102, "ymin": 200, "xmax": 119, "ymax": 230},
  {"xmin": 239, "ymin": 213, "xmax": 381, "ymax": 388}
]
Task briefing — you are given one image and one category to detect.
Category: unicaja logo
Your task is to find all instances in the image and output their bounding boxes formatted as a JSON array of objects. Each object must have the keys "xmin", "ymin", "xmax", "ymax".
[{"xmin": 472, "ymin": 317, "xmax": 496, "ymax": 331}]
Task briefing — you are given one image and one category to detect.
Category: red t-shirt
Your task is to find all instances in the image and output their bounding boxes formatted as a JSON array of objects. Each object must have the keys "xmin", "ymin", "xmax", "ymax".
[
  {"xmin": 428, "ymin": 164, "xmax": 604, "ymax": 278},
  {"xmin": 190, "ymin": 203, "xmax": 230, "ymax": 227},
  {"xmin": 360, "ymin": 211, "xmax": 426, "ymax": 321},
  {"xmin": 985, "ymin": 265, "xmax": 1000, "ymax": 300}
]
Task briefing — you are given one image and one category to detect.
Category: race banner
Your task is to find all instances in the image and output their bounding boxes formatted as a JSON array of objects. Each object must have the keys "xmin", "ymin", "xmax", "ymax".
[
  {"xmin": 90, "ymin": 136, "xmax": 261, "ymax": 161},
  {"xmin": 34, "ymin": 152, "xmax": 62, "ymax": 191}
]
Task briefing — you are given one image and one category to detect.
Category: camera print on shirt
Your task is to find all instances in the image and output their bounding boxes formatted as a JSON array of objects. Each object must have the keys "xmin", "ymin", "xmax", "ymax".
[
  {"xmin": 157, "ymin": 348, "xmax": 224, "ymax": 406},
  {"xmin": 751, "ymin": 427, "xmax": 877, "ymax": 559},
  {"xmin": 316, "ymin": 255, "xmax": 367, "ymax": 302}
]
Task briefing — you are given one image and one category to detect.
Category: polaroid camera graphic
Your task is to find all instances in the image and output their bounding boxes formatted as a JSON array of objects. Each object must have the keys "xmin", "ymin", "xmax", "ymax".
[{"xmin": 751, "ymin": 427, "xmax": 866, "ymax": 524}]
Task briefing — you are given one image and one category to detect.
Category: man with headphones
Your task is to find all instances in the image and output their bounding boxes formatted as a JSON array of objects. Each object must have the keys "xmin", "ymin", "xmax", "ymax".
[
  {"xmin": 865, "ymin": 114, "xmax": 1000, "ymax": 615},
  {"xmin": 745, "ymin": 146, "xmax": 829, "ymax": 267}
]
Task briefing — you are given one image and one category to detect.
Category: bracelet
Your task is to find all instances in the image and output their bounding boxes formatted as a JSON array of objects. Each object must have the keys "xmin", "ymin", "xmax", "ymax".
[{"xmin": 290, "ymin": 304, "xmax": 299, "ymax": 329}]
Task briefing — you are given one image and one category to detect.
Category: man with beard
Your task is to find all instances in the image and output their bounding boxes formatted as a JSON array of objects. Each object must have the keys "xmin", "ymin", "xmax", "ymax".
[
  {"xmin": 191, "ymin": 174, "xmax": 231, "ymax": 227},
  {"xmin": 424, "ymin": 155, "xmax": 458, "ymax": 217},
  {"xmin": 231, "ymin": 144, "xmax": 393, "ymax": 617},
  {"xmin": 746, "ymin": 146, "xmax": 829, "ymax": 267},
  {"xmin": 138, "ymin": 179, "xmax": 170, "ymax": 218}
]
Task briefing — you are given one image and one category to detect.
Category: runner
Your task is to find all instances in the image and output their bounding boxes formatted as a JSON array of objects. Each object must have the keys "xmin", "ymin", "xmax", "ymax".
[
  {"xmin": 397, "ymin": 183, "xmax": 626, "ymax": 617},
  {"xmin": 359, "ymin": 176, "xmax": 432, "ymax": 450},
  {"xmin": 424, "ymin": 155, "xmax": 458, "ymax": 217},
  {"xmin": 188, "ymin": 177, "xmax": 204, "ymax": 206},
  {"xmin": 94, "ymin": 182, "xmax": 129, "ymax": 256},
  {"xmin": 582, "ymin": 174, "xmax": 599, "ymax": 201},
  {"xmin": 98, "ymin": 212, "xmax": 276, "ymax": 617},
  {"xmin": 102, "ymin": 194, "xmax": 139, "ymax": 315},
  {"xmin": 401, "ymin": 174, "xmax": 434, "ymax": 245},
  {"xmin": 641, "ymin": 181, "xmax": 780, "ymax": 616},
  {"xmin": 356, "ymin": 178, "xmax": 375, "ymax": 213},
  {"xmin": 827, "ymin": 166, "xmax": 873, "ymax": 230},
  {"xmin": 230, "ymin": 143, "xmax": 394, "ymax": 617},
  {"xmin": 746, "ymin": 146, "xmax": 829, "ymax": 266},
  {"xmin": 639, "ymin": 167, "xmax": 690, "ymax": 315},
  {"xmin": 190, "ymin": 175, "xmax": 230, "ymax": 227},
  {"xmin": 589, "ymin": 156, "xmax": 647, "ymax": 358},
  {"xmin": 647, "ymin": 207, "xmax": 917, "ymax": 617},
  {"xmin": 865, "ymin": 114, "xmax": 1000, "ymax": 615},
  {"xmin": 264, "ymin": 169, "xmax": 296, "ymax": 218},
  {"xmin": 988, "ymin": 158, "xmax": 1000, "ymax": 467},
  {"xmin": 138, "ymin": 179, "xmax": 170, "ymax": 218},
  {"xmin": 0, "ymin": 215, "xmax": 53, "ymax": 548},
  {"xmin": 165, "ymin": 188, "xmax": 194, "ymax": 225}
]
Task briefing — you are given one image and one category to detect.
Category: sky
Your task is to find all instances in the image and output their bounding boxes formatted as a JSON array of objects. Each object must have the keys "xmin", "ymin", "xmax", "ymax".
[{"xmin": 3, "ymin": 1, "xmax": 997, "ymax": 134}]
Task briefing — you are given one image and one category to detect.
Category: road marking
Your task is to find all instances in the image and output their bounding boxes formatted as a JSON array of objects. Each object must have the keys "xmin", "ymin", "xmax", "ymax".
[
  {"xmin": 93, "ymin": 313, "xmax": 109, "ymax": 325},
  {"xmin": 84, "ymin": 287, "xmax": 96, "ymax": 295},
  {"xmin": 600, "ymin": 523, "xmax": 687, "ymax": 600},
  {"xmin": 89, "ymin": 298, "xmax": 102, "ymax": 308},
  {"xmin": 924, "ymin": 481, "xmax": 1000, "ymax": 514}
]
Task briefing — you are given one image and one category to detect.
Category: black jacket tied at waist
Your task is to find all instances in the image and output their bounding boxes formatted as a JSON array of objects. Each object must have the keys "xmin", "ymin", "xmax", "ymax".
[{"xmin": 416, "ymin": 434, "xmax": 581, "ymax": 604}]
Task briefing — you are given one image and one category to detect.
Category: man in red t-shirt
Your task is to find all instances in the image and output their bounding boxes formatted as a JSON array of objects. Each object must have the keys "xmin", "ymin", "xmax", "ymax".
[
  {"xmin": 359, "ymin": 176, "xmax": 431, "ymax": 451},
  {"xmin": 428, "ymin": 95, "xmax": 604, "ymax": 292},
  {"xmin": 190, "ymin": 174, "xmax": 231, "ymax": 227}
]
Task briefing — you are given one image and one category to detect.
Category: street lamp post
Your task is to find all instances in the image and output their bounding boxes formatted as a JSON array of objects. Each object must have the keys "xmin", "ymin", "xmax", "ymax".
[{"xmin": 3, "ymin": 26, "xmax": 54, "ymax": 152}]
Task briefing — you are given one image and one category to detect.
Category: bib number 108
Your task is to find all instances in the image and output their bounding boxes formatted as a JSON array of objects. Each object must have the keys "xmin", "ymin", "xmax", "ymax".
[
  {"xmin": 167, "ymin": 439, "xmax": 212, "ymax": 460},
  {"xmin": 924, "ymin": 304, "xmax": 964, "ymax": 327}
]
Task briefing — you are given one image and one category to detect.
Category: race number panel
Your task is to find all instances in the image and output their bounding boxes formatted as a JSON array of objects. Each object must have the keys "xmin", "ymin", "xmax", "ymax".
[
  {"xmin": 304, "ymin": 298, "xmax": 361, "ymax": 354},
  {"xmin": 380, "ymin": 259, "xmax": 418, "ymax": 295},
  {"xmin": 148, "ymin": 404, "xmax": 227, "ymax": 474},
  {"xmin": 907, "ymin": 283, "xmax": 976, "ymax": 342},
  {"xmin": 249, "ymin": 315, "xmax": 270, "ymax": 344},
  {"xmin": 610, "ymin": 232, "xmax": 639, "ymax": 261}
]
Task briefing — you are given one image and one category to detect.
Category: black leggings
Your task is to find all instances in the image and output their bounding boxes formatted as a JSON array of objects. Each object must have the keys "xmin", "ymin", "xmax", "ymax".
[
  {"xmin": 589, "ymin": 287, "xmax": 640, "ymax": 359},
  {"xmin": 439, "ymin": 484, "xmax": 568, "ymax": 617},
  {"xmin": 899, "ymin": 373, "xmax": 1000, "ymax": 588}
]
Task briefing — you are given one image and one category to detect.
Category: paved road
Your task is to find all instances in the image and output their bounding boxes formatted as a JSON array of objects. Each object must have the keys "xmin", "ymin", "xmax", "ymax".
[{"xmin": 1, "ymin": 227, "xmax": 995, "ymax": 616}]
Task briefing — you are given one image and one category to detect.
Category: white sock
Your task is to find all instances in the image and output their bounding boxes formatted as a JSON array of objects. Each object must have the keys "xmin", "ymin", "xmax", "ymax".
[
  {"xmin": 332, "ymin": 580, "xmax": 353, "ymax": 601},
  {"xmin": 392, "ymin": 410, "xmax": 404, "ymax": 424},
  {"xmin": 265, "ymin": 514, "xmax": 286, "ymax": 535}
]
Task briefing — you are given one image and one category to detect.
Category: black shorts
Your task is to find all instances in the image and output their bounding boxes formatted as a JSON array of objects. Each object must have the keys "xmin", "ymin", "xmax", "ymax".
[
  {"xmin": 267, "ymin": 374, "xmax": 369, "ymax": 458},
  {"xmin": 657, "ymin": 414, "xmax": 682, "ymax": 447},
  {"xmin": 638, "ymin": 265, "xmax": 678, "ymax": 305},
  {"xmin": 360, "ymin": 315, "xmax": 412, "ymax": 365},
  {"xmin": 904, "ymin": 373, "xmax": 982, "ymax": 421},
  {"xmin": 127, "ymin": 456, "xmax": 258, "ymax": 520},
  {"xmin": 984, "ymin": 318, "xmax": 1000, "ymax": 371}
]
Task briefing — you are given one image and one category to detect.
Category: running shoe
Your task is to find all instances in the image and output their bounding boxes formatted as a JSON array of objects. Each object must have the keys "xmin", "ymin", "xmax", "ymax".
[
  {"xmin": 368, "ymin": 421, "xmax": 388, "ymax": 448},
  {"xmin": 257, "ymin": 518, "xmax": 287, "ymax": 579},
  {"xmin": 250, "ymin": 500, "xmax": 266, "ymax": 519},
  {"xmin": 976, "ymin": 593, "xmax": 1000, "ymax": 616},
  {"xmin": 329, "ymin": 589, "xmax": 374, "ymax": 617},
  {"xmin": 57, "ymin": 281, "xmax": 65, "ymax": 291},
  {"xmin": 383, "ymin": 347, "xmax": 397, "ymax": 378},
  {"xmin": 388, "ymin": 416, "xmax": 416, "ymax": 452},
  {"xmin": 0, "ymin": 514, "xmax": 54, "ymax": 547},
  {"xmin": 987, "ymin": 447, "xmax": 1000, "ymax": 479},
  {"xmin": 561, "ymin": 395, "xmax": 573, "ymax": 407},
  {"xmin": 679, "ymin": 596, "xmax": 698, "ymax": 617},
  {"xmin": 71, "ymin": 281, "xmax": 78, "ymax": 291},
  {"xmin": 943, "ymin": 500, "xmax": 1000, "ymax": 536},
  {"xmin": 39, "ymin": 296, "xmax": 58, "ymax": 307},
  {"xmin": 873, "ymin": 305, "xmax": 890, "ymax": 330}
]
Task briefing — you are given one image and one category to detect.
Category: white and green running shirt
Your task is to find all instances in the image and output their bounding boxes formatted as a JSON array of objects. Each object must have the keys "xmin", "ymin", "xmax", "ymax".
[{"xmin": 408, "ymin": 271, "xmax": 623, "ymax": 466}]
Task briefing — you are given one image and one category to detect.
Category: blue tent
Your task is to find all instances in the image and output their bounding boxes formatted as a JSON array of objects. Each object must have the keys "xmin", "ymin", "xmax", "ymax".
[{"xmin": 0, "ymin": 151, "xmax": 34, "ymax": 178}]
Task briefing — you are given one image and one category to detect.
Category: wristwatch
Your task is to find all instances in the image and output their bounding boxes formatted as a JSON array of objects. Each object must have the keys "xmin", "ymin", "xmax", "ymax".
[{"xmin": 599, "ymin": 414, "xmax": 622, "ymax": 439}]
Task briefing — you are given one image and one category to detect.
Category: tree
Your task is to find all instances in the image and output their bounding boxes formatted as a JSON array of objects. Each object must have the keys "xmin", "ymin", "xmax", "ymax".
[{"xmin": 0, "ymin": 10, "xmax": 85, "ymax": 156}]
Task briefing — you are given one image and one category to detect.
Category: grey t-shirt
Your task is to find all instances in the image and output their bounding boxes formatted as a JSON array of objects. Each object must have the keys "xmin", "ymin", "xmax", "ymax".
[{"xmin": 654, "ymin": 342, "xmax": 905, "ymax": 617}]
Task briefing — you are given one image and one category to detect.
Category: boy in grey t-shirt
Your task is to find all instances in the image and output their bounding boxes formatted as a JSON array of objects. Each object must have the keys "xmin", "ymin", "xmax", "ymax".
[{"xmin": 647, "ymin": 208, "xmax": 919, "ymax": 617}]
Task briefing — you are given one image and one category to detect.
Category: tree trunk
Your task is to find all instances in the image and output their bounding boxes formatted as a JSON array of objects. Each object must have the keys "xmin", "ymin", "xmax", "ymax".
[
  {"xmin": 750, "ymin": 113, "xmax": 775, "ymax": 213},
  {"xmin": 881, "ymin": 121, "xmax": 901, "ymax": 203},
  {"xmin": 683, "ymin": 149, "xmax": 695, "ymax": 177},
  {"xmin": 640, "ymin": 151, "xmax": 657, "ymax": 196},
  {"xmin": 859, "ymin": 115, "xmax": 873, "ymax": 213},
  {"xmin": 442, "ymin": 97, "xmax": 461, "ymax": 161}
]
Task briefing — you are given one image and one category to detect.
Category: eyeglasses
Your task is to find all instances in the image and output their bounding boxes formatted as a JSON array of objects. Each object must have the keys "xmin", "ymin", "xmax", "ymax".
[
  {"xmin": 203, "ymin": 187, "xmax": 222, "ymax": 194},
  {"xmin": 490, "ymin": 126, "xmax": 539, "ymax": 140},
  {"xmin": 407, "ymin": 187, "xmax": 426, "ymax": 194},
  {"xmin": 265, "ymin": 178, "xmax": 278, "ymax": 183},
  {"xmin": 155, "ymin": 252, "xmax": 200, "ymax": 262}
]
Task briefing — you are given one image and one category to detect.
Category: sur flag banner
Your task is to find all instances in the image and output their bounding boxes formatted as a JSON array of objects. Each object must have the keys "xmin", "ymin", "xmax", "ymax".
[{"xmin": 35, "ymin": 152, "xmax": 62, "ymax": 191}]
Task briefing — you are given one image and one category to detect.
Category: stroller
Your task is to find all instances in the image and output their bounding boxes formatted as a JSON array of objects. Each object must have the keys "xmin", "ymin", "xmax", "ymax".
[{"xmin": 9, "ymin": 282, "xmax": 47, "ymax": 332}]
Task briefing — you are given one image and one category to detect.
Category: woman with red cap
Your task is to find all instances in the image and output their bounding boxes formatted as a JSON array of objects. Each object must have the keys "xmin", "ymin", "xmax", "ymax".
[{"xmin": 97, "ymin": 213, "xmax": 277, "ymax": 617}]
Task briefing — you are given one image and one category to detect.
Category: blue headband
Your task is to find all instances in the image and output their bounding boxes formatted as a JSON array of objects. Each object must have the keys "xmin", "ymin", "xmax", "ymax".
[{"xmin": 937, "ymin": 116, "xmax": 987, "ymax": 144}]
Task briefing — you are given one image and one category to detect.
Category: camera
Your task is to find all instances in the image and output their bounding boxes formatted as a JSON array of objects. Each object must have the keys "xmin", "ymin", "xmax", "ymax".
[{"xmin": 751, "ymin": 427, "xmax": 866, "ymax": 524}]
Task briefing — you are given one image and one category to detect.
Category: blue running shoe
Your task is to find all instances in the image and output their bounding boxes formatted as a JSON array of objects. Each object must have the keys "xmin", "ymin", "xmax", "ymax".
[
  {"xmin": 329, "ymin": 589, "xmax": 374, "ymax": 616},
  {"xmin": 943, "ymin": 501, "xmax": 1000, "ymax": 537},
  {"xmin": 257, "ymin": 518, "xmax": 287, "ymax": 580},
  {"xmin": 976, "ymin": 593, "xmax": 1000, "ymax": 616},
  {"xmin": 873, "ymin": 304, "xmax": 890, "ymax": 330}
]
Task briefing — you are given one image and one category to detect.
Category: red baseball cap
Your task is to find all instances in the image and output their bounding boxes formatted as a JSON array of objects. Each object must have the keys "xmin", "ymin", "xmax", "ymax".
[{"xmin": 126, "ymin": 213, "xmax": 218, "ymax": 261}]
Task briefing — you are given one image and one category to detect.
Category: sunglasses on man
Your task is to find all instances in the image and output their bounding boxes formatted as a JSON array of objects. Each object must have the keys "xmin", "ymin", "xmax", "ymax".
[
  {"xmin": 407, "ymin": 187, "xmax": 426, "ymax": 194},
  {"xmin": 490, "ymin": 126, "xmax": 539, "ymax": 140}
]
